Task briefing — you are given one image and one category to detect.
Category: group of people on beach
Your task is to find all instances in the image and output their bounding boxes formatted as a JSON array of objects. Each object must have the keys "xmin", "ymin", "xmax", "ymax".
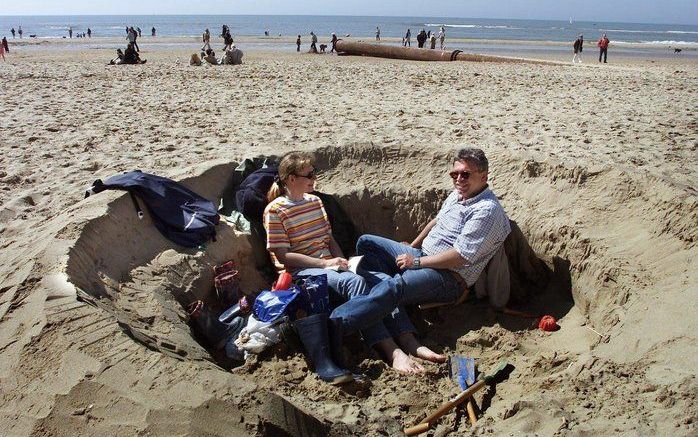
[
  {"xmin": 294, "ymin": 31, "xmax": 338, "ymax": 54},
  {"xmin": 107, "ymin": 25, "xmax": 160, "ymax": 65},
  {"xmin": 403, "ymin": 26, "xmax": 447, "ymax": 50},
  {"xmin": 572, "ymin": 33, "xmax": 611, "ymax": 63},
  {"xmin": 189, "ymin": 27, "xmax": 244, "ymax": 66},
  {"xmin": 263, "ymin": 148, "xmax": 510, "ymax": 380}
]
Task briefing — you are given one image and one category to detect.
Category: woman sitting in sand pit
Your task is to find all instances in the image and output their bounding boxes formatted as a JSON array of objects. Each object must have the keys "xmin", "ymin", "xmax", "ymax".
[{"xmin": 264, "ymin": 152, "xmax": 444, "ymax": 374}]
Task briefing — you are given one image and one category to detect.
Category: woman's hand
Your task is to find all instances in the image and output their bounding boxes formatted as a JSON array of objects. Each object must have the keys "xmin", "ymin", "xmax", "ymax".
[{"xmin": 324, "ymin": 257, "xmax": 349, "ymax": 270}]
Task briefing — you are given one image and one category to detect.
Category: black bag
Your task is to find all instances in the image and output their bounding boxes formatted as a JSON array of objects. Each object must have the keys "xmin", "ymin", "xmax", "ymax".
[
  {"xmin": 86, "ymin": 170, "xmax": 219, "ymax": 248},
  {"xmin": 235, "ymin": 166, "xmax": 278, "ymax": 222}
]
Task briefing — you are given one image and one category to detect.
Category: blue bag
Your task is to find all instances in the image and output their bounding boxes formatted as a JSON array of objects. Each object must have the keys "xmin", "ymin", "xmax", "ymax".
[
  {"xmin": 253, "ymin": 287, "xmax": 301, "ymax": 323},
  {"xmin": 85, "ymin": 170, "xmax": 219, "ymax": 248},
  {"xmin": 297, "ymin": 275, "xmax": 330, "ymax": 315}
]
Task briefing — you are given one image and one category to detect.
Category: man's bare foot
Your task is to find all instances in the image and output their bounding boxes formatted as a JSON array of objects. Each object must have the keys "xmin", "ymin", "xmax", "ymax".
[
  {"xmin": 397, "ymin": 332, "xmax": 447, "ymax": 363},
  {"xmin": 374, "ymin": 338, "xmax": 425, "ymax": 374}
]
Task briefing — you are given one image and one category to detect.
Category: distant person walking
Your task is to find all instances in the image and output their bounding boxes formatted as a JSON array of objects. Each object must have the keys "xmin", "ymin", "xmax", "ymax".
[
  {"xmin": 11, "ymin": 28, "xmax": 15, "ymax": 38},
  {"xmin": 417, "ymin": 29, "xmax": 427, "ymax": 48},
  {"xmin": 0, "ymin": 38, "xmax": 6, "ymax": 61},
  {"xmin": 296, "ymin": 34, "xmax": 301, "ymax": 52},
  {"xmin": 598, "ymin": 34, "xmax": 609, "ymax": 63},
  {"xmin": 222, "ymin": 29, "xmax": 234, "ymax": 51},
  {"xmin": 2, "ymin": 36, "xmax": 9, "ymax": 54},
  {"xmin": 151, "ymin": 27, "xmax": 156, "ymax": 37},
  {"xmin": 376, "ymin": 26, "xmax": 380, "ymax": 41},
  {"xmin": 404, "ymin": 28, "xmax": 411, "ymax": 47},
  {"xmin": 330, "ymin": 33, "xmax": 338, "ymax": 53},
  {"xmin": 87, "ymin": 28, "xmax": 91, "ymax": 38},
  {"xmin": 18, "ymin": 26, "xmax": 23, "ymax": 38},
  {"xmin": 439, "ymin": 27, "xmax": 445, "ymax": 49},
  {"xmin": 127, "ymin": 27, "xmax": 139, "ymax": 52},
  {"xmin": 201, "ymin": 28, "xmax": 211, "ymax": 51},
  {"xmin": 572, "ymin": 34, "xmax": 583, "ymax": 63},
  {"xmin": 68, "ymin": 26, "xmax": 73, "ymax": 38},
  {"xmin": 310, "ymin": 31, "xmax": 318, "ymax": 53},
  {"xmin": 137, "ymin": 27, "xmax": 142, "ymax": 37}
]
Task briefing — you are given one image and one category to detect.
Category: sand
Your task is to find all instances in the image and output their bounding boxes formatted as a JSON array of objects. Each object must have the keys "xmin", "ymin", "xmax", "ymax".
[{"xmin": 0, "ymin": 38, "xmax": 696, "ymax": 436}]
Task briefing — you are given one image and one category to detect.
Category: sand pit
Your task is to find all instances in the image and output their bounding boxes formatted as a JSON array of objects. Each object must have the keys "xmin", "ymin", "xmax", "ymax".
[{"xmin": 29, "ymin": 142, "xmax": 688, "ymax": 436}]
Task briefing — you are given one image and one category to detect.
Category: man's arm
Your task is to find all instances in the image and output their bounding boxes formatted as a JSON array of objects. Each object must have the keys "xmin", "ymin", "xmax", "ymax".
[
  {"xmin": 410, "ymin": 218, "xmax": 437, "ymax": 248},
  {"xmin": 396, "ymin": 248, "xmax": 466, "ymax": 271}
]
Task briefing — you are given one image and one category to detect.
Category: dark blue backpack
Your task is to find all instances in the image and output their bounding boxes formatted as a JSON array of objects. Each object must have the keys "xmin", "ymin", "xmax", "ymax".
[
  {"xmin": 86, "ymin": 170, "xmax": 220, "ymax": 248},
  {"xmin": 235, "ymin": 166, "xmax": 278, "ymax": 222}
]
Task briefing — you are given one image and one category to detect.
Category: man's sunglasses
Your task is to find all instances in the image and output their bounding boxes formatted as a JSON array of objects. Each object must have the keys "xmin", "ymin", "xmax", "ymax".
[
  {"xmin": 294, "ymin": 169, "xmax": 317, "ymax": 179},
  {"xmin": 449, "ymin": 170, "xmax": 473, "ymax": 180}
]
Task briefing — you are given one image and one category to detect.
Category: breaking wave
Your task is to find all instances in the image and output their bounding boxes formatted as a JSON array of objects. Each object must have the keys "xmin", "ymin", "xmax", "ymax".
[
  {"xmin": 425, "ymin": 23, "xmax": 520, "ymax": 30},
  {"xmin": 614, "ymin": 40, "xmax": 698, "ymax": 46}
]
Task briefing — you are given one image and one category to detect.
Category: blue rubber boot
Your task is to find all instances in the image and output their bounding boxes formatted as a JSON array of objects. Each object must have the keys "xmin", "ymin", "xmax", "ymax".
[{"xmin": 294, "ymin": 314, "xmax": 353, "ymax": 385}]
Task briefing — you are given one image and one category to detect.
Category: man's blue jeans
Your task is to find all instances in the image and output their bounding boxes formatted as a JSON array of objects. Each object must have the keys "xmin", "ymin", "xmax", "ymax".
[
  {"xmin": 292, "ymin": 268, "xmax": 407, "ymax": 345},
  {"xmin": 329, "ymin": 235, "xmax": 462, "ymax": 335}
]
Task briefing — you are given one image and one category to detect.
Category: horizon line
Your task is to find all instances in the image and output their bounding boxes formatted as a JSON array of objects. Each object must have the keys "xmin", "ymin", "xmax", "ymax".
[{"xmin": 1, "ymin": 13, "xmax": 696, "ymax": 27}]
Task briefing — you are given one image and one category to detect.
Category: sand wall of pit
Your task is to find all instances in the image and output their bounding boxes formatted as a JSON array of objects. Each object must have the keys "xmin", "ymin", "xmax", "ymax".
[{"xmin": 63, "ymin": 144, "xmax": 695, "ymax": 370}]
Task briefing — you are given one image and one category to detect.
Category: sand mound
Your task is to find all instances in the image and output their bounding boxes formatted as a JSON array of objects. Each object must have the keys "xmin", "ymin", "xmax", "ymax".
[{"xmin": 1, "ymin": 143, "xmax": 695, "ymax": 435}]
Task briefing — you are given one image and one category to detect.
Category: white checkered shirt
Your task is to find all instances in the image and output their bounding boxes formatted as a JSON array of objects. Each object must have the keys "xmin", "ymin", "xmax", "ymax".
[{"xmin": 421, "ymin": 187, "xmax": 511, "ymax": 286}]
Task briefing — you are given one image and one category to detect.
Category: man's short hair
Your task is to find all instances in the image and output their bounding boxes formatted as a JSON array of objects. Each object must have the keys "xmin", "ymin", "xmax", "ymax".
[{"xmin": 454, "ymin": 148, "xmax": 488, "ymax": 172}]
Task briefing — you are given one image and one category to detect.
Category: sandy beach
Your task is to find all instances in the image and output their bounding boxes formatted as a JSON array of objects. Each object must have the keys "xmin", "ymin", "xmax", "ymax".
[{"xmin": 0, "ymin": 37, "xmax": 696, "ymax": 436}]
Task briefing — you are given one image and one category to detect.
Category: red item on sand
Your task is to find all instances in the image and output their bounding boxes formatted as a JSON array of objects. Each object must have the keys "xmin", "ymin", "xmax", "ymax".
[
  {"xmin": 272, "ymin": 271, "xmax": 293, "ymax": 291},
  {"xmin": 214, "ymin": 260, "xmax": 236, "ymax": 277},
  {"xmin": 539, "ymin": 315, "xmax": 559, "ymax": 331}
]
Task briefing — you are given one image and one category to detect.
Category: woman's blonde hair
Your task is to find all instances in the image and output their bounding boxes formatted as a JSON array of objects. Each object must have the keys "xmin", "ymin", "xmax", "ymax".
[{"xmin": 266, "ymin": 151, "xmax": 316, "ymax": 202}]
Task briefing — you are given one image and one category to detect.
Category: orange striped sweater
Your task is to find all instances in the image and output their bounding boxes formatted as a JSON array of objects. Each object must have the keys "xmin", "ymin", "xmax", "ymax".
[{"xmin": 264, "ymin": 194, "xmax": 332, "ymax": 271}]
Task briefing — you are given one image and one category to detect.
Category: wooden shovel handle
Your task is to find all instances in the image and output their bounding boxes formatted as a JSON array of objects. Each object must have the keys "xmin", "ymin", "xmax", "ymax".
[
  {"xmin": 402, "ymin": 379, "xmax": 487, "ymax": 435},
  {"xmin": 403, "ymin": 422, "xmax": 430, "ymax": 436},
  {"xmin": 423, "ymin": 379, "xmax": 486, "ymax": 424},
  {"xmin": 466, "ymin": 399, "xmax": 477, "ymax": 425}
]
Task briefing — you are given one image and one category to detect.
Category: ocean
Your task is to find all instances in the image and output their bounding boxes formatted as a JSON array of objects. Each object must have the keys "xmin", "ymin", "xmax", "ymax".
[{"xmin": 2, "ymin": 15, "xmax": 698, "ymax": 46}]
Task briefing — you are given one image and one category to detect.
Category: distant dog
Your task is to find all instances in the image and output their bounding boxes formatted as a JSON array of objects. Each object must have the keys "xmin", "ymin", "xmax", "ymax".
[
  {"xmin": 319, "ymin": 44, "xmax": 327, "ymax": 53},
  {"xmin": 674, "ymin": 48, "xmax": 682, "ymax": 53}
]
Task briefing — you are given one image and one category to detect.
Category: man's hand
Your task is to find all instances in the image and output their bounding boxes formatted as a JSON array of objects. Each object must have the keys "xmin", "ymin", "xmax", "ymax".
[
  {"xmin": 324, "ymin": 257, "xmax": 349, "ymax": 270},
  {"xmin": 396, "ymin": 253, "xmax": 416, "ymax": 270}
]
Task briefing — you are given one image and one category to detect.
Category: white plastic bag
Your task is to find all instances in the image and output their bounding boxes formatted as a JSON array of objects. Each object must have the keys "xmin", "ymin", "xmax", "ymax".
[{"xmin": 234, "ymin": 315, "xmax": 285, "ymax": 356}]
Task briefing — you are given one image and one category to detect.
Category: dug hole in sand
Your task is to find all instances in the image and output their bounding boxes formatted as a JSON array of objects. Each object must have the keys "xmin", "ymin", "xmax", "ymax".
[{"xmin": 2, "ymin": 144, "xmax": 695, "ymax": 436}]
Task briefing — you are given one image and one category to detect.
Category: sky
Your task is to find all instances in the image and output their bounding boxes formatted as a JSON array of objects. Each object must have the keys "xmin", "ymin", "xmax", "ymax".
[{"xmin": 2, "ymin": 0, "xmax": 697, "ymax": 26}]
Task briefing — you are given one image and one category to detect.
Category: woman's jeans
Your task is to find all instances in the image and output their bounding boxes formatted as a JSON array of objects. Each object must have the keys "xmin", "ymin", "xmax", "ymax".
[
  {"xmin": 292, "ymin": 267, "xmax": 409, "ymax": 345},
  {"xmin": 329, "ymin": 234, "xmax": 462, "ymax": 336}
]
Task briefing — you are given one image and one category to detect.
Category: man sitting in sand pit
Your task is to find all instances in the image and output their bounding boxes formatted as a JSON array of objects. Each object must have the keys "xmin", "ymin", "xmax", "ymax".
[{"xmin": 330, "ymin": 148, "xmax": 511, "ymax": 368}]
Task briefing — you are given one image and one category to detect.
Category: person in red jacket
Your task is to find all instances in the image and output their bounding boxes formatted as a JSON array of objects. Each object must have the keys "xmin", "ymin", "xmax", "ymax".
[{"xmin": 598, "ymin": 33, "xmax": 610, "ymax": 63}]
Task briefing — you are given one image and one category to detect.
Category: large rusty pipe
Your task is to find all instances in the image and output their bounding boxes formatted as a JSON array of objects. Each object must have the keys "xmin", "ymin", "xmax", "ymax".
[
  {"xmin": 335, "ymin": 40, "xmax": 455, "ymax": 61},
  {"xmin": 335, "ymin": 40, "xmax": 559, "ymax": 65}
]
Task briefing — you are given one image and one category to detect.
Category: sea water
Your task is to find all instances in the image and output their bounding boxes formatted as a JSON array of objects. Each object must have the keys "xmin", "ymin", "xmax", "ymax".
[{"xmin": 1, "ymin": 15, "xmax": 697, "ymax": 46}]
